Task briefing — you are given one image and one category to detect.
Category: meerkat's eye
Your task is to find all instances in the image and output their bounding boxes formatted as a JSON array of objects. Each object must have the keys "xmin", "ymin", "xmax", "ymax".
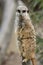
[
  {"xmin": 22, "ymin": 10, "xmax": 26, "ymax": 13},
  {"xmin": 17, "ymin": 10, "xmax": 21, "ymax": 13},
  {"xmin": 27, "ymin": 10, "xmax": 29, "ymax": 13}
]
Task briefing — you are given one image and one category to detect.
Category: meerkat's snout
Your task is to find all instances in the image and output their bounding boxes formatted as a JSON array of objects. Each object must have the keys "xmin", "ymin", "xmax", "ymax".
[{"xmin": 19, "ymin": 14, "xmax": 23, "ymax": 21}]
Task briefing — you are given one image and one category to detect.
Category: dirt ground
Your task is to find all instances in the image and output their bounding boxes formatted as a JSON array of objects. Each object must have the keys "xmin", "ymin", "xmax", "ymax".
[{"xmin": 2, "ymin": 52, "xmax": 22, "ymax": 65}]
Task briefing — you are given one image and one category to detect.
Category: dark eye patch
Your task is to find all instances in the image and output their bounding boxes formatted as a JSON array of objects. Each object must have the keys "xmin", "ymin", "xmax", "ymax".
[
  {"xmin": 27, "ymin": 10, "xmax": 29, "ymax": 13},
  {"xmin": 17, "ymin": 10, "xmax": 20, "ymax": 13},
  {"xmin": 22, "ymin": 10, "xmax": 26, "ymax": 13}
]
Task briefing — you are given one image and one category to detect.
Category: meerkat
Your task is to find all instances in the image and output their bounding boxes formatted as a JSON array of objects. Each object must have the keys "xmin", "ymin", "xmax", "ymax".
[{"xmin": 15, "ymin": 3, "xmax": 37, "ymax": 65}]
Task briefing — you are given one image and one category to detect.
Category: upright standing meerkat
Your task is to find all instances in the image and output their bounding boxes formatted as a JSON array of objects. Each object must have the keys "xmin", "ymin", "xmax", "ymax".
[{"xmin": 15, "ymin": 1, "xmax": 37, "ymax": 65}]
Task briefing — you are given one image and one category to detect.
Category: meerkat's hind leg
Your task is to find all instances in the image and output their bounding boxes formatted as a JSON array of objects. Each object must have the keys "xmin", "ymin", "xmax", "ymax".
[
  {"xmin": 31, "ymin": 57, "xmax": 37, "ymax": 65},
  {"xmin": 31, "ymin": 53, "xmax": 37, "ymax": 65}
]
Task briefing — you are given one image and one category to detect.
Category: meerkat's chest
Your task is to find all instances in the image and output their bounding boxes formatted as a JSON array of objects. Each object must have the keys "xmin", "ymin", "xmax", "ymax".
[{"xmin": 17, "ymin": 20, "xmax": 34, "ymax": 40}]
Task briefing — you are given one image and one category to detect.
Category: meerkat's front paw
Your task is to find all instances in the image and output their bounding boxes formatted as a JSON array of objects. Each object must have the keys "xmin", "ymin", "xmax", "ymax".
[{"xmin": 22, "ymin": 59, "xmax": 28, "ymax": 62}]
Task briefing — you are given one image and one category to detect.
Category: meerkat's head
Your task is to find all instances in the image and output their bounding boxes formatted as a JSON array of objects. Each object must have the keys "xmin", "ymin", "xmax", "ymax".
[{"xmin": 16, "ymin": 6, "xmax": 30, "ymax": 20}]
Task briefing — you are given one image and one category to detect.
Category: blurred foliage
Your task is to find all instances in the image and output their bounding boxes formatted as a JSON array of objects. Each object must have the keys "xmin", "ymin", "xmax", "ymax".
[
  {"xmin": 36, "ymin": 36, "xmax": 43, "ymax": 53},
  {"xmin": 27, "ymin": 0, "xmax": 43, "ymax": 24},
  {"xmin": 22, "ymin": 0, "xmax": 43, "ymax": 31},
  {"xmin": 27, "ymin": 0, "xmax": 43, "ymax": 45}
]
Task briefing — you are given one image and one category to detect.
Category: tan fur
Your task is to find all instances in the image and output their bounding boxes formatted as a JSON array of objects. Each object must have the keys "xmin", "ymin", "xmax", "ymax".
[
  {"xmin": 16, "ymin": 5, "xmax": 37, "ymax": 65},
  {"xmin": 17, "ymin": 16, "xmax": 36, "ymax": 63}
]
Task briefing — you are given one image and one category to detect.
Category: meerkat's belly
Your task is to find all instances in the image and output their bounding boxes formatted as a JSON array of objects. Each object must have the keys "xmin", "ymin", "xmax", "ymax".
[{"xmin": 17, "ymin": 21, "xmax": 36, "ymax": 61}]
